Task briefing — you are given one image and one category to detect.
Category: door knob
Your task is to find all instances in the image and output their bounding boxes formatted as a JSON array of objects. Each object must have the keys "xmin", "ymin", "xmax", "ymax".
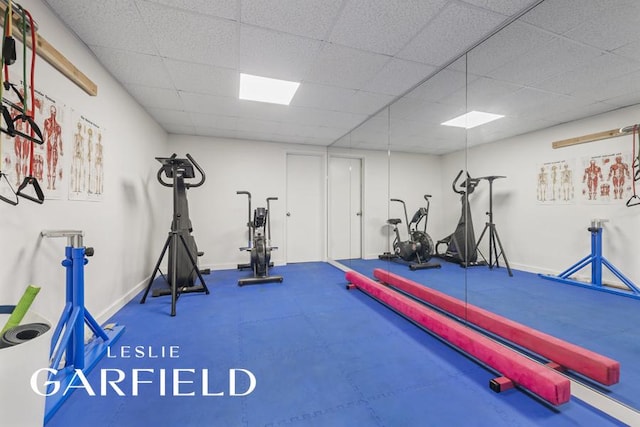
[{"xmin": 286, "ymin": 212, "xmax": 291, "ymax": 216}]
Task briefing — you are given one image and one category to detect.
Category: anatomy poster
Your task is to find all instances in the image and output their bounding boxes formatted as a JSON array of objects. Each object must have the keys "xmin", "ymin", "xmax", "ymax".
[
  {"xmin": 579, "ymin": 152, "xmax": 632, "ymax": 204},
  {"xmin": 0, "ymin": 80, "xmax": 68, "ymax": 200},
  {"xmin": 536, "ymin": 160, "xmax": 575, "ymax": 204},
  {"xmin": 69, "ymin": 112, "xmax": 105, "ymax": 201}
]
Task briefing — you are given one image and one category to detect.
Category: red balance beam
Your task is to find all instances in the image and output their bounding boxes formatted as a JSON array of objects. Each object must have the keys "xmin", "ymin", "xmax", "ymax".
[
  {"xmin": 346, "ymin": 270, "xmax": 570, "ymax": 406},
  {"xmin": 373, "ymin": 268, "xmax": 619, "ymax": 386}
]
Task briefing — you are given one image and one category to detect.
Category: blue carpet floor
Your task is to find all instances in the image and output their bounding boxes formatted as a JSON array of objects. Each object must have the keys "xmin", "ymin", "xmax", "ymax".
[
  {"xmin": 345, "ymin": 257, "xmax": 640, "ymax": 409},
  {"xmin": 46, "ymin": 262, "xmax": 625, "ymax": 426}
]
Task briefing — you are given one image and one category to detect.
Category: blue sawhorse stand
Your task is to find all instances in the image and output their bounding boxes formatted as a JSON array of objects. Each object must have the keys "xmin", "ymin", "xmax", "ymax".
[
  {"xmin": 539, "ymin": 219, "xmax": 640, "ymax": 299},
  {"xmin": 41, "ymin": 230, "xmax": 125, "ymax": 423}
]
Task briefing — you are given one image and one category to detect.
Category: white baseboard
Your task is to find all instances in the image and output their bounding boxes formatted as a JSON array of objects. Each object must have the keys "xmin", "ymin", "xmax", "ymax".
[{"xmin": 95, "ymin": 275, "xmax": 152, "ymax": 325}]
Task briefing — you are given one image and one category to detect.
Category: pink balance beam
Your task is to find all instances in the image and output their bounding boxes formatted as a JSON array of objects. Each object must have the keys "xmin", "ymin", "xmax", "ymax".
[
  {"xmin": 373, "ymin": 268, "xmax": 620, "ymax": 386},
  {"xmin": 346, "ymin": 270, "xmax": 570, "ymax": 406}
]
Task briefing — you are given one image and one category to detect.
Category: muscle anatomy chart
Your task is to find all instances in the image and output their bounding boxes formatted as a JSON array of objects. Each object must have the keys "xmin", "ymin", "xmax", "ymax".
[
  {"xmin": 0, "ymin": 81, "xmax": 68, "ymax": 200},
  {"xmin": 579, "ymin": 153, "xmax": 632, "ymax": 204}
]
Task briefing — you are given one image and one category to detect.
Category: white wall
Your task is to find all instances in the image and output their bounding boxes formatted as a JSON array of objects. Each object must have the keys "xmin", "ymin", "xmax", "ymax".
[
  {"xmin": 0, "ymin": 0, "xmax": 167, "ymax": 325},
  {"xmin": 460, "ymin": 104, "xmax": 640, "ymax": 284},
  {"xmin": 169, "ymin": 136, "xmax": 449, "ymax": 266},
  {"xmin": 166, "ymin": 135, "xmax": 326, "ymax": 269}
]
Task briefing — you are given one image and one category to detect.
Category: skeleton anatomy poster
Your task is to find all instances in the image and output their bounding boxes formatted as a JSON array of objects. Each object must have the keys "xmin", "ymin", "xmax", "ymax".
[
  {"xmin": 69, "ymin": 112, "xmax": 105, "ymax": 201},
  {"xmin": 536, "ymin": 160, "xmax": 575, "ymax": 204},
  {"xmin": 0, "ymin": 80, "xmax": 68, "ymax": 200}
]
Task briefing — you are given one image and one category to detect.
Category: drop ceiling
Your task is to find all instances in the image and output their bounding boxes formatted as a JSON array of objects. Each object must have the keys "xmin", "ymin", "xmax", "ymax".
[{"xmin": 42, "ymin": 0, "xmax": 640, "ymax": 154}]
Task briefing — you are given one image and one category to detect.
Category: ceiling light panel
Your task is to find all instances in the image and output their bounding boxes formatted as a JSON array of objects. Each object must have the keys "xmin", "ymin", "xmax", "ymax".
[
  {"xmin": 239, "ymin": 73, "xmax": 300, "ymax": 105},
  {"xmin": 441, "ymin": 111, "xmax": 504, "ymax": 129}
]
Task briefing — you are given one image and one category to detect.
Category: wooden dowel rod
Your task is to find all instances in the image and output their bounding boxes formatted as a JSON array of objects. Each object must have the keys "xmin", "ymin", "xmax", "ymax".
[
  {"xmin": 0, "ymin": 3, "xmax": 97, "ymax": 96},
  {"xmin": 552, "ymin": 128, "xmax": 624, "ymax": 149}
]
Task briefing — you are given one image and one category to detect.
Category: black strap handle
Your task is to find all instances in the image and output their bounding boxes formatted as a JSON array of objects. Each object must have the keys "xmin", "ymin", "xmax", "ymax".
[
  {"xmin": 16, "ymin": 176, "xmax": 44, "ymax": 204},
  {"xmin": 0, "ymin": 173, "xmax": 18, "ymax": 205}
]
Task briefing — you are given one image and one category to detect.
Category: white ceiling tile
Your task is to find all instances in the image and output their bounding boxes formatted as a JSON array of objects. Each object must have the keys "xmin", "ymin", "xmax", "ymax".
[
  {"xmin": 486, "ymin": 37, "xmax": 603, "ymax": 87},
  {"xmin": 532, "ymin": 53, "xmax": 640, "ymax": 97},
  {"xmin": 328, "ymin": 0, "xmax": 447, "ymax": 55},
  {"xmin": 44, "ymin": 0, "xmax": 157, "ymax": 54},
  {"xmin": 522, "ymin": 0, "xmax": 613, "ymax": 36},
  {"xmin": 303, "ymin": 43, "xmax": 390, "ymax": 90},
  {"xmin": 125, "ymin": 84, "xmax": 184, "ymax": 109},
  {"xmin": 405, "ymin": 68, "xmax": 467, "ymax": 101},
  {"xmin": 141, "ymin": 0, "xmax": 238, "ymax": 20},
  {"xmin": 189, "ymin": 113, "xmax": 238, "ymax": 130},
  {"xmin": 147, "ymin": 108, "xmax": 192, "ymax": 125},
  {"xmin": 348, "ymin": 91, "xmax": 396, "ymax": 115},
  {"xmin": 179, "ymin": 92, "xmax": 241, "ymax": 116},
  {"xmin": 239, "ymin": 26, "xmax": 322, "ymax": 81},
  {"xmin": 613, "ymin": 39, "xmax": 640, "ymax": 61},
  {"xmin": 461, "ymin": 0, "xmax": 540, "ymax": 16},
  {"xmin": 137, "ymin": 1, "xmax": 237, "ymax": 68},
  {"xmin": 398, "ymin": 2, "xmax": 505, "ymax": 66},
  {"xmin": 195, "ymin": 128, "xmax": 238, "ymax": 139},
  {"xmin": 315, "ymin": 110, "xmax": 369, "ymax": 129},
  {"xmin": 165, "ymin": 60, "xmax": 238, "ymax": 97},
  {"xmin": 466, "ymin": 77, "xmax": 523, "ymax": 110},
  {"xmin": 235, "ymin": 117, "xmax": 281, "ymax": 134},
  {"xmin": 164, "ymin": 124, "xmax": 196, "ymax": 135},
  {"xmin": 569, "ymin": 70, "xmax": 640, "ymax": 103},
  {"xmin": 467, "ymin": 21, "xmax": 555, "ymax": 76},
  {"xmin": 290, "ymin": 83, "xmax": 357, "ymax": 110},
  {"xmin": 564, "ymin": 3, "xmax": 640, "ymax": 51},
  {"xmin": 600, "ymin": 91, "xmax": 640, "ymax": 109},
  {"xmin": 291, "ymin": 83, "xmax": 394, "ymax": 116},
  {"xmin": 547, "ymin": 102, "xmax": 623, "ymax": 124},
  {"xmin": 390, "ymin": 97, "xmax": 429, "ymax": 120},
  {"xmin": 362, "ymin": 58, "xmax": 436, "ymax": 96},
  {"xmin": 90, "ymin": 47, "xmax": 173, "ymax": 88},
  {"xmin": 240, "ymin": 0, "xmax": 343, "ymax": 39}
]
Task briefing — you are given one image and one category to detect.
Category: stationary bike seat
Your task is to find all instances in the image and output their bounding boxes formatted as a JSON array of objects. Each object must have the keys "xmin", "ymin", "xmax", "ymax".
[{"xmin": 387, "ymin": 218, "xmax": 402, "ymax": 225}]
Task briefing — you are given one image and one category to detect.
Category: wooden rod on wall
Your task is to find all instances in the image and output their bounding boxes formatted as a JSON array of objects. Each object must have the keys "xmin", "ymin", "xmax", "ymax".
[
  {"xmin": 0, "ymin": 3, "xmax": 98, "ymax": 96},
  {"xmin": 552, "ymin": 129, "xmax": 624, "ymax": 149}
]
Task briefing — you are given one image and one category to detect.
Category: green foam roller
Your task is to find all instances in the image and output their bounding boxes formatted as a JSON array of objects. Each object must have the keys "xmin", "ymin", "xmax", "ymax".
[{"xmin": 1, "ymin": 285, "xmax": 41, "ymax": 335}]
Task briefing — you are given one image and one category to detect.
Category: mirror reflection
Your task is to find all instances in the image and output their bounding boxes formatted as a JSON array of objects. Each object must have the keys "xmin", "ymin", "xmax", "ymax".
[{"xmin": 331, "ymin": 0, "xmax": 640, "ymax": 417}]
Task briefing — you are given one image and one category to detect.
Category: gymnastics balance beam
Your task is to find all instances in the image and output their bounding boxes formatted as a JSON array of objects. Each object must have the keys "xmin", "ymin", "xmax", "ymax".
[
  {"xmin": 345, "ymin": 270, "xmax": 570, "ymax": 406},
  {"xmin": 373, "ymin": 268, "xmax": 619, "ymax": 386}
]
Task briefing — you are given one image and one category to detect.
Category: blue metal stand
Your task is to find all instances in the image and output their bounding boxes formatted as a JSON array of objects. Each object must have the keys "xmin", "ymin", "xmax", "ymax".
[
  {"xmin": 40, "ymin": 230, "xmax": 125, "ymax": 423},
  {"xmin": 539, "ymin": 219, "xmax": 640, "ymax": 299}
]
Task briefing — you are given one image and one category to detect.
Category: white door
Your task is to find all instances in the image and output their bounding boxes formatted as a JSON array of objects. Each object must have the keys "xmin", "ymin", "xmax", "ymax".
[
  {"xmin": 329, "ymin": 156, "xmax": 362, "ymax": 260},
  {"xmin": 286, "ymin": 153, "xmax": 324, "ymax": 262}
]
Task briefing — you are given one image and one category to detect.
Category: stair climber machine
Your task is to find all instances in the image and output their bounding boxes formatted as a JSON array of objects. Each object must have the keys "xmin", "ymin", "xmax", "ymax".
[
  {"xmin": 435, "ymin": 170, "xmax": 485, "ymax": 268},
  {"xmin": 141, "ymin": 154, "xmax": 210, "ymax": 316}
]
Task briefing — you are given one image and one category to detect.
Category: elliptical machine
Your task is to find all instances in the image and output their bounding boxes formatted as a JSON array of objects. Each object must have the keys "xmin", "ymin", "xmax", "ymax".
[
  {"xmin": 379, "ymin": 195, "xmax": 440, "ymax": 270},
  {"xmin": 141, "ymin": 154, "xmax": 210, "ymax": 316},
  {"xmin": 436, "ymin": 170, "xmax": 484, "ymax": 268},
  {"xmin": 237, "ymin": 191, "xmax": 283, "ymax": 286}
]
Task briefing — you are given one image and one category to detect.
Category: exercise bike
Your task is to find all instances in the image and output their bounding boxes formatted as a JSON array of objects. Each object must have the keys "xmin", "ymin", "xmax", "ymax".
[
  {"xmin": 379, "ymin": 195, "xmax": 440, "ymax": 270},
  {"xmin": 237, "ymin": 191, "xmax": 283, "ymax": 286},
  {"xmin": 141, "ymin": 154, "xmax": 210, "ymax": 316},
  {"xmin": 435, "ymin": 170, "xmax": 485, "ymax": 268}
]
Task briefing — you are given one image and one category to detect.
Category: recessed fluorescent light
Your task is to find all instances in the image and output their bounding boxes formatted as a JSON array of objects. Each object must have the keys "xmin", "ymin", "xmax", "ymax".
[
  {"xmin": 441, "ymin": 111, "xmax": 504, "ymax": 129},
  {"xmin": 239, "ymin": 73, "xmax": 300, "ymax": 105}
]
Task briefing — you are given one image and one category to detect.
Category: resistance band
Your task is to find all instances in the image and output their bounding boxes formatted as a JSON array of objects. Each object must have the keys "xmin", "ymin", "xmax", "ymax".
[
  {"xmin": 15, "ymin": 5, "xmax": 44, "ymax": 203},
  {"xmin": 0, "ymin": 5, "xmax": 18, "ymax": 205},
  {"xmin": 627, "ymin": 125, "xmax": 640, "ymax": 207},
  {"xmin": 0, "ymin": 284, "xmax": 41, "ymax": 334}
]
